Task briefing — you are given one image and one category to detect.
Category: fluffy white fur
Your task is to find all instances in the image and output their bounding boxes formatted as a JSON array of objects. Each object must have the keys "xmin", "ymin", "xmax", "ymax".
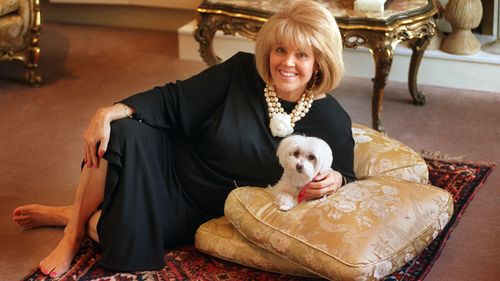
[{"xmin": 268, "ymin": 135, "xmax": 333, "ymax": 211}]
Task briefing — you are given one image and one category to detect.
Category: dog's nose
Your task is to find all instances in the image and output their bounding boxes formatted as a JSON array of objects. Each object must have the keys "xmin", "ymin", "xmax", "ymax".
[{"xmin": 296, "ymin": 163, "xmax": 303, "ymax": 172}]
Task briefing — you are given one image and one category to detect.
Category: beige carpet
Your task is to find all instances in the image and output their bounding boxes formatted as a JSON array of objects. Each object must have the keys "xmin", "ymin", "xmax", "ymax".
[{"xmin": 0, "ymin": 22, "xmax": 499, "ymax": 281}]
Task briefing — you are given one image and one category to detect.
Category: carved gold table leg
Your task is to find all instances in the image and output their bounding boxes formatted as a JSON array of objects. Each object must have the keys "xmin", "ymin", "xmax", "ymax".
[
  {"xmin": 195, "ymin": 12, "xmax": 263, "ymax": 66},
  {"xmin": 406, "ymin": 36, "xmax": 431, "ymax": 105},
  {"xmin": 404, "ymin": 17, "xmax": 437, "ymax": 106},
  {"xmin": 369, "ymin": 43, "xmax": 394, "ymax": 132},
  {"xmin": 194, "ymin": 14, "xmax": 221, "ymax": 66}
]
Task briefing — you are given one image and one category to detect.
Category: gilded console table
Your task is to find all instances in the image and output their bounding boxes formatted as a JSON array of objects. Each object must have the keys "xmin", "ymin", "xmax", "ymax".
[{"xmin": 194, "ymin": 0, "xmax": 439, "ymax": 132}]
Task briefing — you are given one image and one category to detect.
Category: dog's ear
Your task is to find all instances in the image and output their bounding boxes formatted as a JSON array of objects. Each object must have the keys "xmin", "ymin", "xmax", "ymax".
[
  {"xmin": 312, "ymin": 138, "xmax": 333, "ymax": 173},
  {"xmin": 276, "ymin": 135, "xmax": 301, "ymax": 166}
]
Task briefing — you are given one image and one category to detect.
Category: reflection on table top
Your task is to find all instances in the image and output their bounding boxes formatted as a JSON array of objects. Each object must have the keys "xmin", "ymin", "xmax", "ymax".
[{"xmin": 204, "ymin": 0, "xmax": 430, "ymax": 21}]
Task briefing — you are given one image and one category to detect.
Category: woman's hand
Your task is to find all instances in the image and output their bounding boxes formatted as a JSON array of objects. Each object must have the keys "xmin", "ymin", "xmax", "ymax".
[
  {"xmin": 83, "ymin": 108, "xmax": 111, "ymax": 168},
  {"xmin": 301, "ymin": 169, "xmax": 343, "ymax": 201},
  {"xmin": 83, "ymin": 103, "xmax": 135, "ymax": 168}
]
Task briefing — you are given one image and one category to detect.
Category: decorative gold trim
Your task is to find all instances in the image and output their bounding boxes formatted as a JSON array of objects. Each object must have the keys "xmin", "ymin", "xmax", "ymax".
[
  {"xmin": 197, "ymin": 8, "xmax": 268, "ymax": 23},
  {"xmin": 339, "ymin": 9, "xmax": 438, "ymax": 31},
  {"xmin": 25, "ymin": 0, "xmax": 43, "ymax": 86},
  {"xmin": 197, "ymin": 4, "xmax": 439, "ymax": 32}
]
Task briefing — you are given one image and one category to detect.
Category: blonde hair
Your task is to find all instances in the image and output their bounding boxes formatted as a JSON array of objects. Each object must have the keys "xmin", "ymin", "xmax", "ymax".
[{"xmin": 255, "ymin": 0, "xmax": 344, "ymax": 95}]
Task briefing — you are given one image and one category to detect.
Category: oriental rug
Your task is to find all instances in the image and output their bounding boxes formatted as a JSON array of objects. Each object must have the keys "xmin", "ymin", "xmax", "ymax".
[{"xmin": 23, "ymin": 157, "xmax": 495, "ymax": 281}]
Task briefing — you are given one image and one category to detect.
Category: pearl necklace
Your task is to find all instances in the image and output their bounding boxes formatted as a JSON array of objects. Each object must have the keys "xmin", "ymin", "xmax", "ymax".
[{"xmin": 264, "ymin": 84, "xmax": 314, "ymax": 137}]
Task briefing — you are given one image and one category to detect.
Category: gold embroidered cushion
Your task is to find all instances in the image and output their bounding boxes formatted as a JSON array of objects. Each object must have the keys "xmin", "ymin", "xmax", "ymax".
[
  {"xmin": 0, "ymin": 0, "xmax": 19, "ymax": 16},
  {"xmin": 352, "ymin": 123, "xmax": 429, "ymax": 183},
  {"xmin": 0, "ymin": 14, "xmax": 23, "ymax": 47},
  {"xmin": 195, "ymin": 216, "xmax": 317, "ymax": 277},
  {"xmin": 224, "ymin": 176, "xmax": 453, "ymax": 280},
  {"xmin": 195, "ymin": 124, "xmax": 436, "ymax": 277},
  {"xmin": 0, "ymin": 0, "xmax": 30, "ymax": 49}
]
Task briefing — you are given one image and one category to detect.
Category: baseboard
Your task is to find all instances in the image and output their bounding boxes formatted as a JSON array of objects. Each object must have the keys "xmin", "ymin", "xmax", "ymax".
[{"xmin": 179, "ymin": 20, "xmax": 500, "ymax": 94}]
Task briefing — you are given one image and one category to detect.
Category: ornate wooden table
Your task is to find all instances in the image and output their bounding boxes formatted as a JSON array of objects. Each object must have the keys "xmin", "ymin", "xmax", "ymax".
[{"xmin": 194, "ymin": 0, "xmax": 439, "ymax": 131}]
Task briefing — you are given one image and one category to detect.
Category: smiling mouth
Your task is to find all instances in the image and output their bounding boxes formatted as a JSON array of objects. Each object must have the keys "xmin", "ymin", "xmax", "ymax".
[{"xmin": 279, "ymin": 70, "xmax": 297, "ymax": 77}]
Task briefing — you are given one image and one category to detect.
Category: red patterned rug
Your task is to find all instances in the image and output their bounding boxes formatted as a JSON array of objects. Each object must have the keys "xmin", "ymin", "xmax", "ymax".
[{"xmin": 23, "ymin": 157, "xmax": 495, "ymax": 281}]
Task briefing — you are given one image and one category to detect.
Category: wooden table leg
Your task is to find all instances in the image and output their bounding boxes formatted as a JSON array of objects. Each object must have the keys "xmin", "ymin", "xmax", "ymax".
[
  {"xmin": 195, "ymin": 13, "xmax": 262, "ymax": 66},
  {"xmin": 194, "ymin": 14, "xmax": 221, "ymax": 66},
  {"xmin": 407, "ymin": 36, "xmax": 432, "ymax": 105},
  {"xmin": 369, "ymin": 43, "xmax": 395, "ymax": 132}
]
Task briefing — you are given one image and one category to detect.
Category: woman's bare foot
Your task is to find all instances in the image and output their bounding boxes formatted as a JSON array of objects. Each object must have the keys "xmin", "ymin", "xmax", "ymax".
[
  {"xmin": 13, "ymin": 204, "xmax": 72, "ymax": 229},
  {"xmin": 39, "ymin": 234, "xmax": 82, "ymax": 278}
]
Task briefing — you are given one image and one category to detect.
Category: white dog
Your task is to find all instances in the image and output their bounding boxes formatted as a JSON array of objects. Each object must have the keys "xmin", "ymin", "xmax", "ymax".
[{"xmin": 268, "ymin": 135, "xmax": 333, "ymax": 211}]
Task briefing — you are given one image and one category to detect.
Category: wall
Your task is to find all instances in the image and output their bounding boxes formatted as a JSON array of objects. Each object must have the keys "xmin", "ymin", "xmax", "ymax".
[{"xmin": 42, "ymin": 0, "xmax": 199, "ymax": 31}]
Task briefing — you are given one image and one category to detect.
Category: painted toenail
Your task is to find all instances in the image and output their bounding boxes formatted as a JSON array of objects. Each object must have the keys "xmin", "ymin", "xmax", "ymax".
[{"xmin": 50, "ymin": 272, "xmax": 57, "ymax": 277}]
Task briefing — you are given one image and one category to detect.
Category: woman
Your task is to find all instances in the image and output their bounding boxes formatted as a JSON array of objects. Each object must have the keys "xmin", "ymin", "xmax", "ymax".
[{"xmin": 13, "ymin": 0, "xmax": 356, "ymax": 277}]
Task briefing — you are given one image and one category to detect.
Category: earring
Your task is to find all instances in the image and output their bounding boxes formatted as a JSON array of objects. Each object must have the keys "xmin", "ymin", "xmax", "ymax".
[{"xmin": 309, "ymin": 69, "xmax": 320, "ymax": 90}]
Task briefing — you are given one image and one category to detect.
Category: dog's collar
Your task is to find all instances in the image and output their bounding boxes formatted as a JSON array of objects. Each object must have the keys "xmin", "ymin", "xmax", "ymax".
[{"xmin": 297, "ymin": 185, "xmax": 308, "ymax": 203}]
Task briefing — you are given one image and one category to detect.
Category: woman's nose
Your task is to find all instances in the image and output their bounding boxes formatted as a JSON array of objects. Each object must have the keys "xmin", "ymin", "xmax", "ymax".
[{"xmin": 284, "ymin": 54, "xmax": 295, "ymax": 66}]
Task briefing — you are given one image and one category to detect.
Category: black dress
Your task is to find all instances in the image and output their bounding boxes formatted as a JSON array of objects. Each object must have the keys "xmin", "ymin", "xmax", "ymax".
[{"xmin": 97, "ymin": 52, "xmax": 356, "ymax": 271}]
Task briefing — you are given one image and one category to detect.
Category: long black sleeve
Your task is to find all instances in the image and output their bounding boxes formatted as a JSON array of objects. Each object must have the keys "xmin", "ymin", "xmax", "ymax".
[{"xmin": 120, "ymin": 53, "xmax": 238, "ymax": 137}]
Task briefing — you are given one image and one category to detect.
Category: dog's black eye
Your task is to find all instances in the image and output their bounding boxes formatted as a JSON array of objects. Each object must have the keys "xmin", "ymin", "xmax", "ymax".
[
  {"xmin": 293, "ymin": 150, "xmax": 300, "ymax": 158},
  {"xmin": 308, "ymin": 154, "xmax": 316, "ymax": 161}
]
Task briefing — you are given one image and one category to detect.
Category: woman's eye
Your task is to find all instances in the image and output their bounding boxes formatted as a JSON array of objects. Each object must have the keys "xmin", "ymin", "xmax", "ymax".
[
  {"xmin": 308, "ymin": 154, "xmax": 316, "ymax": 161},
  {"xmin": 297, "ymin": 52, "xmax": 308, "ymax": 59},
  {"xmin": 275, "ymin": 47, "xmax": 285, "ymax": 53}
]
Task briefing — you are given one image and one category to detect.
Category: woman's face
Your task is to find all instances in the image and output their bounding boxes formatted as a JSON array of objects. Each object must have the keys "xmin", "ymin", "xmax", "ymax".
[{"xmin": 269, "ymin": 43, "xmax": 316, "ymax": 101}]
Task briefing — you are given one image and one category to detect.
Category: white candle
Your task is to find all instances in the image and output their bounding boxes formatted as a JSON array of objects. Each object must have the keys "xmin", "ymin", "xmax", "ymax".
[{"xmin": 354, "ymin": 0, "xmax": 387, "ymax": 14}]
